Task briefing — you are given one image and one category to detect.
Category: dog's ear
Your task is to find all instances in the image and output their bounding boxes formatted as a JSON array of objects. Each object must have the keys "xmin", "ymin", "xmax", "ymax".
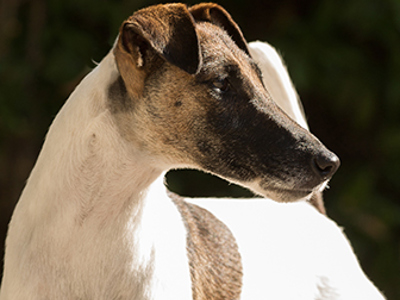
[
  {"xmin": 189, "ymin": 3, "xmax": 250, "ymax": 56},
  {"xmin": 114, "ymin": 3, "xmax": 201, "ymax": 97}
]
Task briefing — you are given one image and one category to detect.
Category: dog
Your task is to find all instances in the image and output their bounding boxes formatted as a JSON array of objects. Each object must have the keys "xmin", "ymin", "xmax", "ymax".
[{"xmin": 0, "ymin": 3, "xmax": 384, "ymax": 299}]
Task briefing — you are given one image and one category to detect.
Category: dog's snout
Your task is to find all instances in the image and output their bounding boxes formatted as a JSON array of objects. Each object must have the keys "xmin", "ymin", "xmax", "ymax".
[{"xmin": 312, "ymin": 151, "xmax": 340, "ymax": 180}]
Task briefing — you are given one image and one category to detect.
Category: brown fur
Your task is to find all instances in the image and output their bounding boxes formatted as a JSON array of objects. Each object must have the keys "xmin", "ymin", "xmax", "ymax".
[
  {"xmin": 189, "ymin": 3, "xmax": 250, "ymax": 55},
  {"xmin": 114, "ymin": 3, "xmax": 201, "ymax": 99},
  {"xmin": 111, "ymin": 2, "xmax": 339, "ymax": 202},
  {"xmin": 170, "ymin": 192, "xmax": 243, "ymax": 300}
]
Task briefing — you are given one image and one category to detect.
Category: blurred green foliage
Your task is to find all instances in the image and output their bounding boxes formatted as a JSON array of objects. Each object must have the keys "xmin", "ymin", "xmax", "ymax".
[{"xmin": 0, "ymin": 0, "xmax": 399, "ymax": 297}]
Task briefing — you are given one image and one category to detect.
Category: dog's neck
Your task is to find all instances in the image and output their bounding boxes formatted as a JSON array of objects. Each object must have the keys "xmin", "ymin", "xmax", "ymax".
[
  {"xmin": 21, "ymin": 51, "xmax": 163, "ymax": 225},
  {"xmin": 4, "ymin": 52, "xmax": 194, "ymax": 298}
]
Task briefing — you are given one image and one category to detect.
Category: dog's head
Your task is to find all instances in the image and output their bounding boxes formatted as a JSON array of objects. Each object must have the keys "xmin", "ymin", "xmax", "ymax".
[{"xmin": 111, "ymin": 3, "xmax": 340, "ymax": 202}]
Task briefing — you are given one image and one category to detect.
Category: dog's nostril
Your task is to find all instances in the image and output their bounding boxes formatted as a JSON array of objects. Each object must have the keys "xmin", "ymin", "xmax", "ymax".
[{"xmin": 312, "ymin": 153, "xmax": 340, "ymax": 179}]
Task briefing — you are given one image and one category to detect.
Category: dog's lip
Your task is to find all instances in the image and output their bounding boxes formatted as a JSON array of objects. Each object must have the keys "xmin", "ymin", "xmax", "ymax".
[
  {"xmin": 257, "ymin": 178, "xmax": 331, "ymax": 202},
  {"xmin": 278, "ymin": 188, "xmax": 313, "ymax": 201},
  {"xmin": 258, "ymin": 184, "xmax": 314, "ymax": 202}
]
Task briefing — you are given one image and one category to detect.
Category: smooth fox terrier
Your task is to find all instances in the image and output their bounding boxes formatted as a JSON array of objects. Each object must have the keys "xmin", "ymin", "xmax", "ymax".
[{"xmin": 0, "ymin": 3, "xmax": 384, "ymax": 300}]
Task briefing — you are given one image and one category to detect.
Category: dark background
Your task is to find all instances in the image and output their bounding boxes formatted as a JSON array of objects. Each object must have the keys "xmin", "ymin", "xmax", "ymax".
[{"xmin": 1, "ymin": 0, "xmax": 399, "ymax": 297}]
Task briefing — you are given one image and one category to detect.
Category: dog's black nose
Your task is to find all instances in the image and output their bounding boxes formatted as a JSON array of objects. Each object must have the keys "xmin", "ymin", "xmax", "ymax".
[{"xmin": 312, "ymin": 152, "xmax": 340, "ymax": 180}]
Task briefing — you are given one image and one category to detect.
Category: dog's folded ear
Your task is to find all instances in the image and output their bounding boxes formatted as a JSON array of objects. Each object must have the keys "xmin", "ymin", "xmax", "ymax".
[
  {"xmin": 114, "ymin": 3, "xmax": 201, "ymax": 97},
  {"xmin": 189, "ymin": 3, "xmax": 250, "ymax": 56},
  {"xmin": 119, "ymin": 3, "xmax": 200, "ymax": 74}
]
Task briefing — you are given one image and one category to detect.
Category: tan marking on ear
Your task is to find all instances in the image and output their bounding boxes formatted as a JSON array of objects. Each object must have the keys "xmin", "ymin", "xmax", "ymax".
[
  {"xmin": 113, "ymin": 40, "xmax": 147, "ymax": 99},
  {"xmin": 170, "ymin": 192, "xmax": 243, "ymax": 300},
  {"xmin": 113, "ymin": 3, "xmax": 201, "ymax": 99}
]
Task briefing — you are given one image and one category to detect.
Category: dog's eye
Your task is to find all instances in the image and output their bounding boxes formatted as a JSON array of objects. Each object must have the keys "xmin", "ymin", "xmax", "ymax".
[{"xmin": 212, "ymin": 78, "xmax": 229, "ymax": 93}]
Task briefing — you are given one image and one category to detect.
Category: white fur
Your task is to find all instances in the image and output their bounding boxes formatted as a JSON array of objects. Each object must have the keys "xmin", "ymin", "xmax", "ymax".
[
  {"xmin": 0, "ymin": 41, "xmax": 385, "ymax": 300},
  {"xmin": 0, "ymin": 52, "xmax": 192, "ymax": 300}
]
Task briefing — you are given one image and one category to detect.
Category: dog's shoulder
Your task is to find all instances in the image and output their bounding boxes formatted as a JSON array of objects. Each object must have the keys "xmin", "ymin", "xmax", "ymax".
[{"xmin": 169, "ymin": 192, "xmax": 242, "ymax": 300}]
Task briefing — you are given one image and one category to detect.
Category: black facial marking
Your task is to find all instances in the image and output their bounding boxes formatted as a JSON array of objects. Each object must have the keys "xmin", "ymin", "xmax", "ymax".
[
  {"xmin": 192, "ymin": 78, "xmax": 332, "ymax": 193},
  {"xmin": 107, "ymin": 76, "xmax": 133, "ymax": 113},
  {"xmin": 174, "ymin": 100, "xmax": 183, "ymax": 107},
  {"xmin": 190, "ymin": 23, "xmax": 327, "ymax": 191}
]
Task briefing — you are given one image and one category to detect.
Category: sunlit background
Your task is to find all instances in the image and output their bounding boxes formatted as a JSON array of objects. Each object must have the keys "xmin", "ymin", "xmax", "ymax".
[{"xmin": 1, "ymin": 0, "xmax": 399, "ymax": 297}]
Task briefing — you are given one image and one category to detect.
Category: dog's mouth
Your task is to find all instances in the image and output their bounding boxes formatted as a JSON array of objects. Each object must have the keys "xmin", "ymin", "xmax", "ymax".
[
  {"xmin": 270, "ymin": 188, "xmax": 314, "ymax": 202},
  {"xmin": 257, "ymin": 187, "xmax": 313, "ymax": 202},
  {"xmin": 246, "ymin": 179, "xmax": 330, "ymax": 203}
]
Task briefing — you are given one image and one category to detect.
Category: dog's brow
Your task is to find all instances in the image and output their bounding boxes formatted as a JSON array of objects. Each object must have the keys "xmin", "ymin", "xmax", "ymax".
[
  {"xmin": 197, "ymin": 60, "xmax": 237, "ymax": 81},
  {"xmin": 225, "ymin": 64, "xmax": 241, "ymax": 75}
]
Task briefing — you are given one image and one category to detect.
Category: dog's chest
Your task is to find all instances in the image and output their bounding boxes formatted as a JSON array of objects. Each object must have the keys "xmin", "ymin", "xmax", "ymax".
[
  {"xmin": 29, "ymin": 221, "xmax": 154, "ymax": 299},
  {"xmin": 70, "ymin": 204, "xmax": 192, "ymax": 300}
]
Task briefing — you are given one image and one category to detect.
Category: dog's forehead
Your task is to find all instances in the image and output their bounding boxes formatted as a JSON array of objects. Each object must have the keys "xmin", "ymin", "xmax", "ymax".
[{"xmin": 195, "ymin": 22, "xmax": 256, "ymax": 76}]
